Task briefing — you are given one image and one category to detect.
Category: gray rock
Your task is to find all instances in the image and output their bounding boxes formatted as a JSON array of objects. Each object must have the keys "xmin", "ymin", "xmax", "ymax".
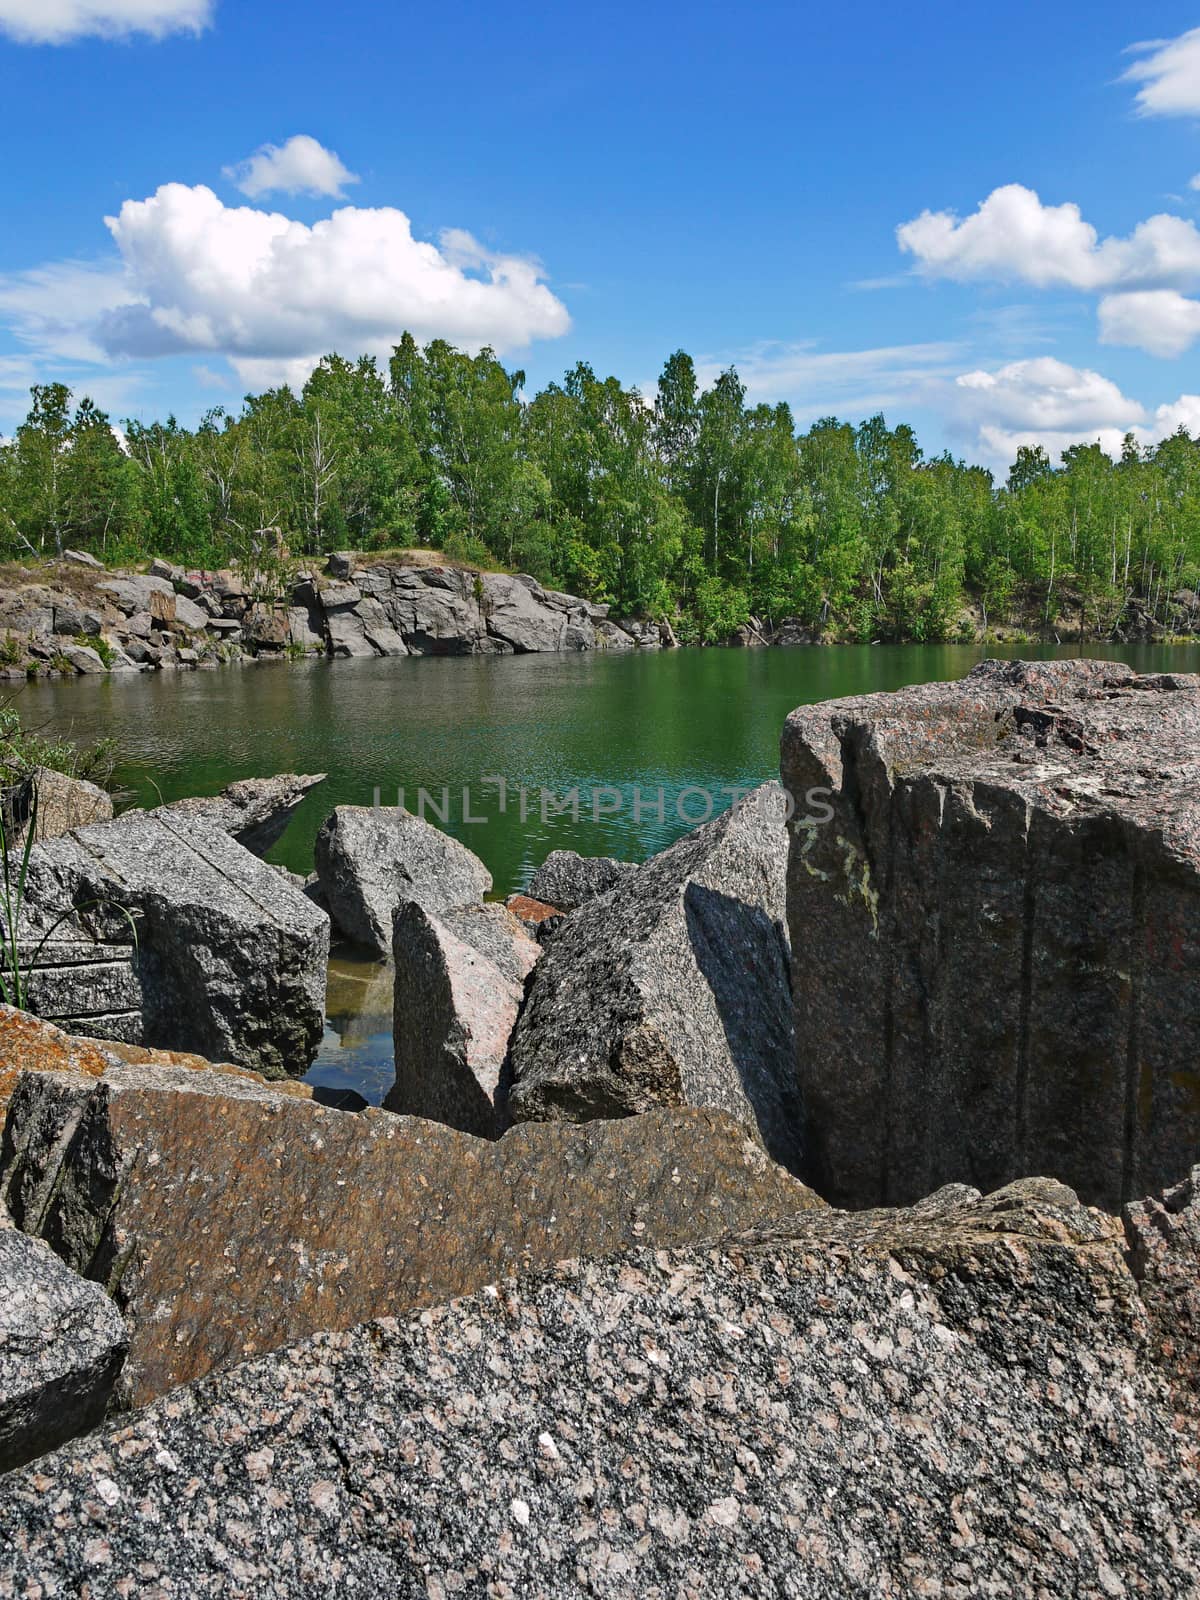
[
  {"xmin": 21, "ymin": 810, "xmax": 329, "ymax": 1077},
  {"xmin": 0, "ymin": 1066, "xmax": 820, "ymax": 1408},
  {"xmin": 325, "ymin": 608, "xmax": 377, "ymax": 658},
  {"xmin": 0, "ymin": 587, "xmax": 55, "ymax": 639},
  {"xmin": 325, "ymin": 551, "xmax": 354, "ymax": 580},
  {"xmin": 51, "ymin": 599, "xmax": 88, "ymax": 636},
  {"xmin": 285, "ymin": 606, "xmax": 322, "ymax": 650},
  {"xmin": 159, "ymin": 772, "xmax": 326, "ymax": 856},
  {"xmin": 356, "ymin": 596, "xmax": 408, "ymax": 656},
  {"xmin": 593, "ymin": 617, "xmax": 636, "ymax": 648},
  {"xmin": 2, "ymin": 766, "xmax": 112, "ymax": 850},
  {"xmin": 61, "ymin": 548, "xmax": 104, "ymax": 570},
  {"xmin": 386, "ymin": 567, "xmax": 485, "ymax": 655},
  {"xmin": 147, "ymin": 558, "xmax": 184, "ymax": 582},
  {"xmin": 1125, "ymin": 1162, "xmax": 1200, "ymax": 1422},
  {"xmin": 613, "ymin": 617, "xmax": 661, "ymax": 648},
  {"xmin": 96, "ymin": 575, "xmax": 175, "ymax": 617},
  {"xmin": 119, "ymin": 637, "xmax": 157, "ymax": 666},
  {"xmin": 2, "ymin": 1178, "xmax": 1198, "ymax": 1597},
  {"xmin": 123, "ymin": 609, "xmax": 154, "ymax": 640},
  {"xmin": 240, "ymin": 603, "xmax": 290, "ymax": 650},
  {"xmin": 172, "ymin": 592, "xmax": 209, "ymax": 631},
  {"xmin": 527, "ymin": 849, "xmax": 639, "ymax": 910},
  {"xmin": 508, "ymin": 784, "xmax": 802, "ymax": 1173},
  {"xmin": 63, "ymin": 645, "xmax": 106, "ymax": 674},
  {"xmin": 14, "ymin": 940, "xmax": 142, "ymax": 1043},
  {"xmin": 0, "ymin": 1228, "xmax": 127, "ymax": 1475},
  {"xmin": 104, "ymin": 644, "xmax": 141, "ymax": 673},
  {"xmin": 387, "ymin": 901, "xmax": 540, "ymax": 1135},
  {"xmin": 564, "ymin": 617, "xmax": 596, "ymax": 650},
  {"xmin": 781, "ymin": 658, "xmax": 1200, "ymax": 1211},
  {"xmin": 316, "ymin": 580, "xmax": 361, "ymax": 611},
  {"xmin": 480, "ymin": 573, "xmax": 568, "ymax": 653},
  {"xmin": 315, "ymin": 805, "xmax": 492, "ymax": 955}
]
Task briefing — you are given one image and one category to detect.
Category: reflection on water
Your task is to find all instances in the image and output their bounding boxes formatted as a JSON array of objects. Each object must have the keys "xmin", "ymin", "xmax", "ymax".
[
  {"xmin": 306, "ymin": 949, "xmax": 395, "ymax": 1105},
  {"xmin": 18, "ymin": 640, "xmax": 1200, "ymax": 1101}
]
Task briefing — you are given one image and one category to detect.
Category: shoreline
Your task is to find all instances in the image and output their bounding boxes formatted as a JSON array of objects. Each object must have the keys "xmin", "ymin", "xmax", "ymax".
[{"xmin": 0, "ymin": 551, "xmax": 1196, "ymax": 683}]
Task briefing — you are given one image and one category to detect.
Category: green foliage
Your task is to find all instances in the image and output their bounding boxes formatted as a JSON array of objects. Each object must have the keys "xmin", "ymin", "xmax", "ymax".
[
  {"xmin": 0, "ymin": 701, "xmax": 116, "ymax": 789},
  {"xmin": 4, "ymin": 342, "xmax": 1200, "ymax": 640},
  {"xmin": 79, "ymin": 634, "xmax": 115, "ymax": 669}
]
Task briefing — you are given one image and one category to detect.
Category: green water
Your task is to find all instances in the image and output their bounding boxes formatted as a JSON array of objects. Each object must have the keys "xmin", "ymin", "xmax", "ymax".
[{"xmin": 17, "ymin": 640, "xmax": 1200, "ymax": 1101}]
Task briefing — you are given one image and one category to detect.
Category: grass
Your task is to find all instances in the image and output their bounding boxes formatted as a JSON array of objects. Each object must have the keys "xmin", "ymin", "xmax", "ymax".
[{"xmin": 0, "ymin": 700, "xmax": 116, "ymax": 790}]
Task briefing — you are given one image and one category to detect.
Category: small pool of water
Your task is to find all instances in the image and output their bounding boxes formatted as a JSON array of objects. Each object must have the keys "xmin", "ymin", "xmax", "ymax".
[{"xmin": 306, "ymin": 950, "xmax": 395, "ymax": 1105}]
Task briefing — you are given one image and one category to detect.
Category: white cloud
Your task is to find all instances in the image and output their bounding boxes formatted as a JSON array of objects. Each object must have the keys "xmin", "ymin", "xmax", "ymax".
[
  {"xmin": 1098, "ymin": 289, "xmax": 1200, "ymax": 357},
  {"xmin": 1150, "ymin": 393, "xmax": 1200, "ymax": 436},
  {"xmin": 0, "ymin": 355, "xmax": 37, "ymax": 391},
  {"xmin": 94, "ymin": 185, "xmax": 569, "ymax": 382},
  {"xmin": 945, "ymin": 356, "xmax": 1200, "ymax": 474},
  {"xmin": 897, "ymin": 184, "xmax": 1200, "ymax": 356},
  {"xmin": 0, "ymin": 0, "xmax": 210, "ymax": 43},
  {"xmin": 954, "ymin": 357, "xmax": 1140, "ymax": 432},
  {"xmin": 1123, "ymin": 28, "xmax": 1200, "ymax": 118},
  {"xmin": 223, "ymin": 135, "xmax": 359, "ymax": 200},
  {"xmin": 0, "ymin": 184, "xmax": 570, "ymax": 392},
  {"xmin": 897, "ymin": 184, "xmax": 1200, "ymax": 293}
]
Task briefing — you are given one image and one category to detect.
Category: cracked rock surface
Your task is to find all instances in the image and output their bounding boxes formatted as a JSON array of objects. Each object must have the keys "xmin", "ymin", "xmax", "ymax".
[
  {"xmin": 782, "ymin": 658, "xmax": 1200, "ymax": 1210},
  {"xmin": 1, "ymin": 1064, "xmax": 819, "ymax": 1407},
  {"xmin": 508, "ymin": 783, "xmax": 801, "ymax": 1173},
  {"xmin": 0, "ymin": 1229, "xmax": 126, "ymax": 1476},
  {"xmin": 0, "ymin": 1177, "xmax": 1196, "ymax": 1597}
]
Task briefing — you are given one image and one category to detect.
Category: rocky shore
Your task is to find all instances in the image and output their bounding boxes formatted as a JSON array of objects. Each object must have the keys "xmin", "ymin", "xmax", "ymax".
[
  {"xmin": 0, "ymin": 549, "xmax": 678, "ymax": 676},
  {"xmin": 1, "ymin": 657, "xmax": 1199, "ymax": 1595}
]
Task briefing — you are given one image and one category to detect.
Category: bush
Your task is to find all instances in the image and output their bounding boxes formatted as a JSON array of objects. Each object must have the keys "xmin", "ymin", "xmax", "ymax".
[{"xmin": 0, "ymin": 701, "xmax": 116, "ymax": 788}]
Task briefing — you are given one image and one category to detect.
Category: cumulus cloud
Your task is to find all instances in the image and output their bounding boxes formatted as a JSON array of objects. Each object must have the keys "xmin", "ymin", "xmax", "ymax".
[
  {"xmin": 92, "ymin": 185, "xmax": 569, "ymax": 382},
  {"xmin": 1123, "ymin": 28, "xmax": 1200, "ymax": 118},
  {"xmin": 897, "ymin": 184, "xmax": 1200, "ymax": 293},
  {"xmin": 946, "ymin": 357, "xmax": 1200, "ymax": 474},
  {"xmin": 898, "ymin": 184, "xmax": 1200, "ymax": 356},
  {"xmin": 1098, "ymin": 289, "xmax": 1200, "ymax": 357},
  {"xmin": 223, "ymin": 135, "xmax": 359, "ymax": 200},
  {"xmin": 954, "ymin": 358, "xmax": 1140, "ymax": 431},
  {"xmin": 0, "ymin": 183, "xmax": 570, "ymax": 392},
  {"xmin": 0, "ymin": 0, "xmax": 211, "ymax": 43}
]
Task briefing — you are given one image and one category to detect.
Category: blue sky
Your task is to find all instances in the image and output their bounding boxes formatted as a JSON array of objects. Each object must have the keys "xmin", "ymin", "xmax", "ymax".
[{"xmin": 3, "ymin": 0, "xmax": 1200, "ymax": 474}]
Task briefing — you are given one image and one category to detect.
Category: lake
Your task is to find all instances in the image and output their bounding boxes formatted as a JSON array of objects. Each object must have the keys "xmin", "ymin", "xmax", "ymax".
[{"xmin": 17, "ymin": 640, "xmax": 1200, "ymax": 1103}]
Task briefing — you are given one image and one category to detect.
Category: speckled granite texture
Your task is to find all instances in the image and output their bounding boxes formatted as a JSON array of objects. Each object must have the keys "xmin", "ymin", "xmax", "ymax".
[
  {"xmin": 1125, "ymin": 1161, "xmax": 1200, "ymax": 1425},
  {"xmin": 1, "ymin": 1066, "xmax": 820, "ymax": 1407},
  {"xmin": 21, "ymin": 810, "xmax": 329, "ymax": 1077},
  {"xmin": 508, "ymin": 782, "xmax": 802, "ymax": 1173},
  {"xmin": 0, "ymin": 1177, "xmax": 1195, "ymax": 1597},
  {"xmin": 387, "ymin": 901, "xmax": 541, "ymax": 1137},
  {"xmin": 0, "ymin": 1004, "xmax": 312, "ymax": 1120},
  {"xmin": 782, "ymin": 657, "xmax": 1200, "ymax": 1211},
  {"xmin": 0, "ymin": 1230, "xmax": 126, "ymax": 1475}
]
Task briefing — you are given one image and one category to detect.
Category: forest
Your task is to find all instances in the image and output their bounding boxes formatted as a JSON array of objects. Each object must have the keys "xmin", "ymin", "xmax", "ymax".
[{"xmin": 2, "ymin": 335, "xmax": 1199, "ymax": 643}]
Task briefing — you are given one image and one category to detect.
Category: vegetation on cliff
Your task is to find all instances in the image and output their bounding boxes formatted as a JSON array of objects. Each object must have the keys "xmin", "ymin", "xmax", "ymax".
[{"xmin": 2, "ymin": 338, "xmax": 1199, "ymax": 641}]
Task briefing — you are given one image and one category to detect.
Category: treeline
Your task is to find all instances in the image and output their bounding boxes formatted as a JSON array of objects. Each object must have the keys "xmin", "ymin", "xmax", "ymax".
[{"xmin": 2, "ymin": 336, "xmax": 1200, "ymax": 642}]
